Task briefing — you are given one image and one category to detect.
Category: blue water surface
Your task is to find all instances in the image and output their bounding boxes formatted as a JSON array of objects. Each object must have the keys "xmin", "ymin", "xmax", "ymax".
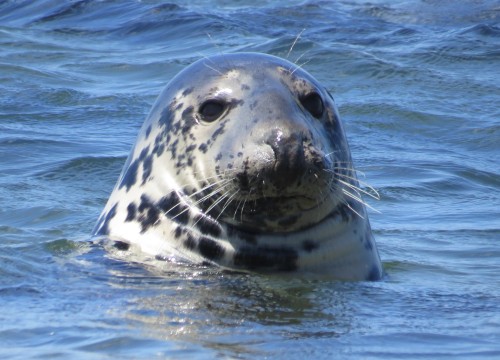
[{"xmin": 1, "ymin": 1, "xmax": 499, "ymax": 359}]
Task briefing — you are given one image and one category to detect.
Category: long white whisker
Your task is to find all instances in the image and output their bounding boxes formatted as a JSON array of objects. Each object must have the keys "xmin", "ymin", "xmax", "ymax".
[
  {"xmin": 337, "ymin": 177, "xmax": 380, "ymax": 201},
  {"xmin": 291, "ymin": 59, "xmax": 311, "ymax": 76},
  {"xmin": 232, "ymin": 198, "xmax": 244, "ymax": 220},
  {"xmin": 286, "ymin": 28, "xmax": 306, "ymax": 59},
  {"xmin": 204, "ymin": 32, "xmax": 222, "ymax": 55},
  {"xmin": 346, "ymin": 201, "xmax": 364, "ymax": 219},
  {"xmin": 203, "ymin": 190, "xmax": 231, "ymax": 217},
  {"xmin": 216, "ymin": 190, "xmax": 240, "ymax": 221},
  {"xmin": 163, "ymin": 179, "xmax": 231, "ymax": 223},
  {"xmin": 293, "ymin": 49, "xmax": 311, "ymax": 66},
  {"xmin": 239, "ymin": 196, "xmax": 249, "ymax": 222},
  {"xmin": 329, "ymin": 164, "xmax": 367, "ymax": 179},
  {"xmin": 342, "ymin": 188, "xmax": 380, "ymax": 214},
  {"xmin": 189, "ymin": 181, "xmax": 232, "ymax": 208},
  {"xmin": 323, "ymin": 166, "xmax": 380, "ymax": 200},
  {"xmin": 203, "ymin": 63, "xmax": 224, "ymax": 76}
]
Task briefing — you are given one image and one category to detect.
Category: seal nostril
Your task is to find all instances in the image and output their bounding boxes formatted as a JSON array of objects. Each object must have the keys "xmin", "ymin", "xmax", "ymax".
[{"xmin": 265, "ymin": 129, "xmax": 307, "ymax": 188}]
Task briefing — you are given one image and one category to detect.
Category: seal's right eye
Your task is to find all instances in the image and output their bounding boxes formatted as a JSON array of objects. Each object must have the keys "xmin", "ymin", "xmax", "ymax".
[
  {"xmin": 199, "ymin": 100, "xmax": 225, "ymax": 122},
  {"xmin": 300, "ymin": 92, "xmax": 324, "ymax": 119}
]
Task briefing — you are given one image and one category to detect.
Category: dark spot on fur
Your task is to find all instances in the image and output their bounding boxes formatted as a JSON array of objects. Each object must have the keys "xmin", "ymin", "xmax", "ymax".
[
  {"xmin": 159, "ymin": 107, "xmax": 174, "ymax": 127},
  {"xmin": 113, "ymin": 241, "xmax": 130, "ymax": 251},
  {"xmin": 182, "ymin": 87, "xmax": 194, "ymax": 96},
  {"xmin": 181, "ymin": 106, "xmax": 196, "ymax": 134},
  {"xmin": 157, "ymin": 192, "xmax": 190, "ymax": 225},
  {"xmin": 142, "ymin": 155, "xmax": 153, "ymax": 184},
  {"xmin": 137, "ymin": 194, "xmax": 160, "ymax": 233},
  {"xmin": 152, "ymin": 142, "xmax": 165, "ymax": 157},
  {"xmin": 364, "ymin": 235, "xmax": 373, "ymax": 250},
  {"xmin": 211, "ymin": 123, "xmax": 225, "ymax": 142},
  {"xmin": 330, "ymin": 202, "xmax": 351, "ymax": 222},
  {"xmin": 94, "ymin": 203, "xmax": 118, "ymax": 236},
  {"xmin": 173, "ymin": 226, "xmax": 183, "ymax": 239},
  {"xmin": 168, "ymin": 138, "xmax": 179, "ymax": 159},
  {"xmin": 184, "ymin": 233, "xmax": 196, "ymax": 250},
  {"xmin": 119, "ymin": 159, "xmax": 139, "ymax": 191},
  {"xmin": 234, "ymin": 246, "xmax": 298, "ymax": 271},
  {"xmin": 215, "ymin": 153, "xmax": 222, "ymax": 161},
  {"xmin": 193, "ymin": 214, "xmax": 223, "ymax": 238},
  {"xmin": 236, "ymin": 171, "xmax": 250, "ymax": 191},
  {"xmin": 186, "ymin": 144, "xmax": 196, "ymax": 153},
  {"xmin": 125, "ymin": 203, "xmax": 137, "ymax": 222},
  {"xmin": 198, "ymin": 237, "xmax": 225, "ymax": 261},
  {"xmin": 302, "ymin": 240, "xmax": 318, "ymax": 252},
  {"xmin": 231, "ymin": 98, "xmax": 244, "ymax": 107},
  {"xmin": 154, "ymin": 133, "xmax": 163, "ymax": 146},
  {"xmin": 241, "ymin": 84, "xmax": 250, "ymax": 91},
  {"xmin": 145, "ymin": 125, "xmax": 152, "ymax": 138},
  {"xmin": 198, "ymin": 143, "xmax": 208, "ymax": 153},
  {"xmin": 139, "ymin": 146, "xmax": 149, "ymax": 161},
  {"xmin": 182, "ymin": 186, "xmax": 195, "ymax": 196},
  {"xmin": 367, "ymin": 265, "xmax": 382, "ymax": 281}
]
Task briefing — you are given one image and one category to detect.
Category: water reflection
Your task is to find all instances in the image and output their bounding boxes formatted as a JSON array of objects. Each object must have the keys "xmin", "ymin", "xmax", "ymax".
[{"xmin": 102, "ymin": 254, "xmax": 355, "ymax": 354}]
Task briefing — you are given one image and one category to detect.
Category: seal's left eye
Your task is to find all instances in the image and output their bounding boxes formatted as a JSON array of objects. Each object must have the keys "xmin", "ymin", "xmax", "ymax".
[
  {"xmin": 199, "ymin": 100, "xmax": 225, "ymax": 122},
  {"xmin": 300, "ymin": 92, "xmax": 324, "ymax": 119}
]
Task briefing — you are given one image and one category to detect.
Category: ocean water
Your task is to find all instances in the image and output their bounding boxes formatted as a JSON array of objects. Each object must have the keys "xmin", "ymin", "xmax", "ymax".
[{"xmin": 1, "ymin": 0, "xmax": 499, "ymax": 358}]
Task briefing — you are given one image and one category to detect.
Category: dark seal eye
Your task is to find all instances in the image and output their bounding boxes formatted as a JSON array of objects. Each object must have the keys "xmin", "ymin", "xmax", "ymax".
[
  {"xmin": 199, "ymin": 100, "xmax": 226, "ymax": 122},
  {"xmin": 300, "ymin": 92, "xmax": 324, "ymax": 118}
]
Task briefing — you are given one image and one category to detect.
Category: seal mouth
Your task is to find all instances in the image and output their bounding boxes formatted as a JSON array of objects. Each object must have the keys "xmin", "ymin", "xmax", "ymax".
[
  {"xmin": 210, "ymin": 191, "xmax": 329, "ymax": 231},
  {"xmin": 219, "ymin": 192, "xmax": 335, "ymax": 234},
  {"xmin": 239, "ymin": 194, "xmax": 321, "ymax": 215}
]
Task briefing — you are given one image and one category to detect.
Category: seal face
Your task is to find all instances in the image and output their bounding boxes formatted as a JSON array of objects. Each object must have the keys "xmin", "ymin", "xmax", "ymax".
[{"xmin": 93, "ymin": 52, "xmax": 383, "ymax": 281}]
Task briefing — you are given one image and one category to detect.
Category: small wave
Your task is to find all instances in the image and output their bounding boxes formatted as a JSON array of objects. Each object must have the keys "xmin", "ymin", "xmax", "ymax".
[
  {"xmin": 35, "ymin": 155, "xmax": 125, "ymax": 181},
  {"xmin": 460, "ymin": 23, "xmax": 500, "ymax": 36}
]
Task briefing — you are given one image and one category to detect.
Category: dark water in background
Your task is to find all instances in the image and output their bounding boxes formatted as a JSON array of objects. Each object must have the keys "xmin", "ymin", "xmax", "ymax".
[{"xmin": 1, "ymin": 0, "xmax": 499, "ymax": 358}]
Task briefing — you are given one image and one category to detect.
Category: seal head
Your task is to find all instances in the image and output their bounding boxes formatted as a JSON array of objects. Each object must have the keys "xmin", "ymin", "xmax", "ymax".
[{"xmin": 93, "ymin": 53, "xmax": 383, "ymax": 281}]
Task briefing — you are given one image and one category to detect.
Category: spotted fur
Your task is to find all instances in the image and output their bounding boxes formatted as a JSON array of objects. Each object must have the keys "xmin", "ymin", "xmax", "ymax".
[{"xmin": 93, "ymin": 53, "xmax": 383, "ymax": 281}]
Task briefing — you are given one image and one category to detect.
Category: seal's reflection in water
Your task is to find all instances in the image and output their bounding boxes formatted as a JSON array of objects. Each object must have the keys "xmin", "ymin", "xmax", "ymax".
[{"xmin": 104, "ymin": 255, "xmax": 355, "ymax": 354}]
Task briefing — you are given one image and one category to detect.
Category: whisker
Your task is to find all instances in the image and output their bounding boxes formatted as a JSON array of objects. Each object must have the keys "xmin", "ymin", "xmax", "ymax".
[
  {"xmin": 162, "ymin": 179, "xmax": 230, "ymax": 222},
  {"xmin": 290, "ymin": 59, "xmax": 311, "ymax": 76},
  {"xmin": 216, "ymin": 189, "xmax": 240, "ymax": 221},
  {"xmin": 341, "ymin": 188, "xmax": 380, "ymax": 215},
  {"xmin": 286, "ymin": 28, "xmax": 306, "ymax": 59},
  {"xmin": 325, "ymin": 187, "xmax": 364, "ymax": 219},
  {"xmin": 205, "ymin": 32, "xmax": 222, "ymax": 55},
  {"xmin": 346, "ymin": 201, "xmax": 364, "ymax": 219},
  {"xmin": 293, "ymin": 49, "xmax": 311, "ymax": 66},
  {"xmin": 203, "ymin": 63, "xmax": 224, "ymax": 76},
  {"xmin": 232, "ymin": 198, "xmax": 245, "ymax": 220},
  {"xmin": 323, "ymin": 165, "xmax": 380, "ymax": 200},
  {"xmin": 239, "ymin": 195, "xmax": 250, "ymax": 222},
  {"xmin": 329, "ymin": 164, "xmax": 367, "ymax": 179},
  {"xmin": 203, "ymin": 191, "xmax": 230, "ymax": 217},
  {"xmin": 336, "ymin": 176, "xmax": 380, "ymax": 200}
]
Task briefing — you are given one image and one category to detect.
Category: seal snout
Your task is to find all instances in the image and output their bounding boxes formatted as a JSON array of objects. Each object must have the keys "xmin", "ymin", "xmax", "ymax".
[{"xmin": 265, "ymin": 128, "xmax": 308, "ymax": 189}]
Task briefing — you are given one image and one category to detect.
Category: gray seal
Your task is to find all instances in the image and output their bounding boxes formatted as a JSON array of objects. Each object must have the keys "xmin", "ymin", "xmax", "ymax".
[{"xmin": 93, "ymin": 52, "xmax": 383, "ymax": 281}]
